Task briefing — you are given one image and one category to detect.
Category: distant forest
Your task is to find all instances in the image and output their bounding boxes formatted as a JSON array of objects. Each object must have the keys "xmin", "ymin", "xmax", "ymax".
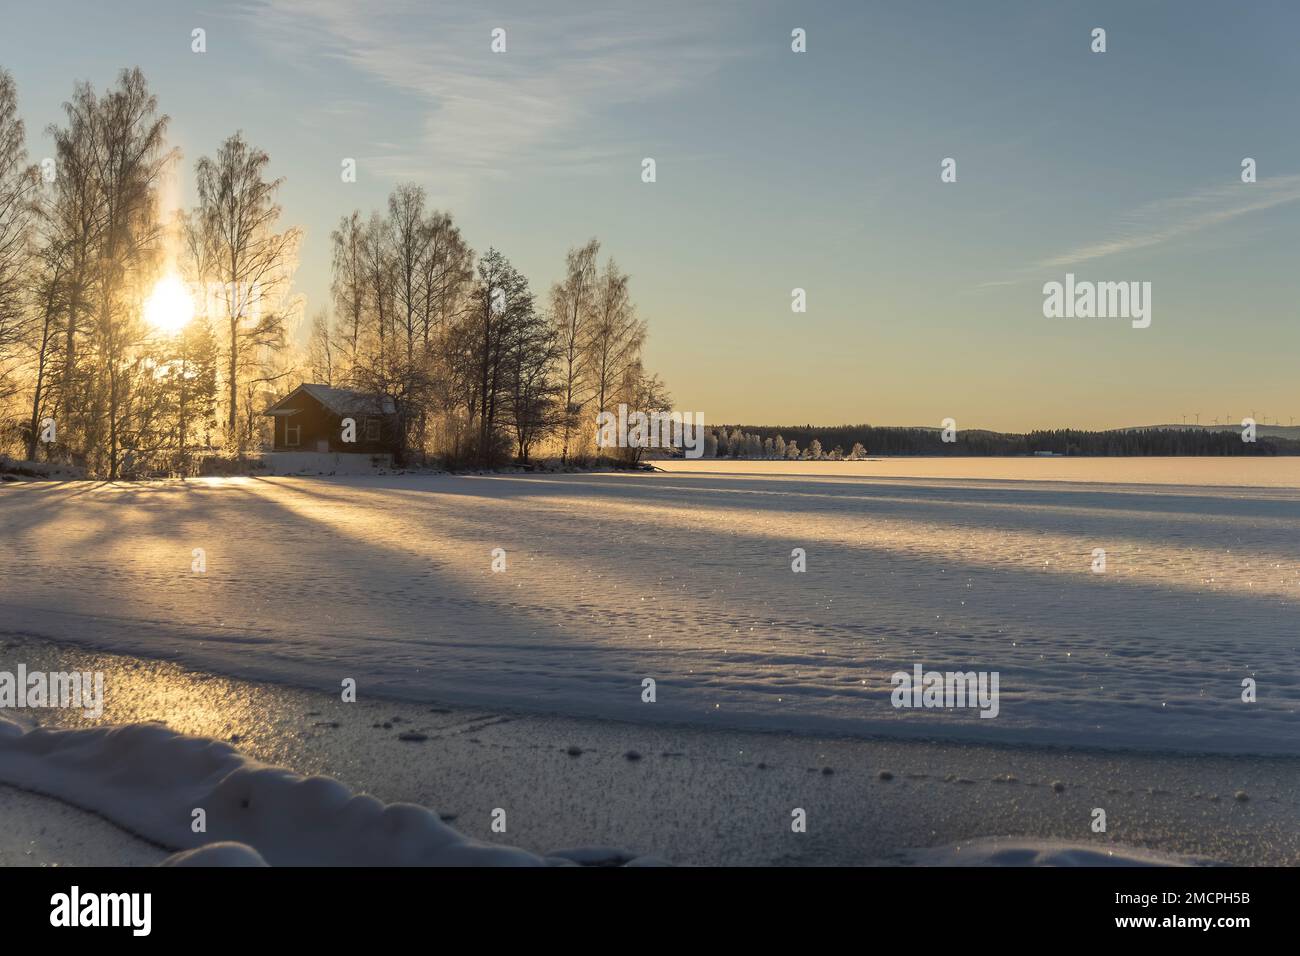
[{"xmin": 701, "ymin": 426, "xmax": 1300, "ymax": 458}]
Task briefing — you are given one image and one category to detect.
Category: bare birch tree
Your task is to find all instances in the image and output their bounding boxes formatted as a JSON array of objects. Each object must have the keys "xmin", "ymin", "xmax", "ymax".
[
  {"xmin": 549, "ymin": 238, "xmax": 599, "ymax": 461},
  {"xmin": 187, "ymin": 131, "xmax": 301, "ymax": 450}
]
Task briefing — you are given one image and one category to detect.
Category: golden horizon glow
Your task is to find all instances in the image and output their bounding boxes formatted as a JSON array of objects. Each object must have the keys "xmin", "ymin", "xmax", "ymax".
[{"xmin": 143, "ymin": 274, "xmax": 195, "ymax": 334}]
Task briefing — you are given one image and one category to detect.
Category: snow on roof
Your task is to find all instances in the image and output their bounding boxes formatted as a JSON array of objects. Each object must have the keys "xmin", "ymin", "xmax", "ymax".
[{"xmin": 265, "ymin": 384, "xmax": 396, "ymax": 417}]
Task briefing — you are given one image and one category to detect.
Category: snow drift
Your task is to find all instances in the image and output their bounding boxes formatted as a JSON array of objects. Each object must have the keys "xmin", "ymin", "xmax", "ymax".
[{"xmin": 0, "ymin": 716, "xmax": 659, "ymax": 866}]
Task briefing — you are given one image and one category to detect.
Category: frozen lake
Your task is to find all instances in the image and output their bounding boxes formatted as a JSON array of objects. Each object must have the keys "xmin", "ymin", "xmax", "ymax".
[
  {"xmin": 660, "ymin": 455, "xmax": 1300, "ymax": 487},
  {"xmin": 2, "ymin": 458, "xmax": 1297, "ymax": 755}
]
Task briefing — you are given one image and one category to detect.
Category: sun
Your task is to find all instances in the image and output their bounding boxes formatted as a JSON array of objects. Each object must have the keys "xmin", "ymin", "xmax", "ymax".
[{"xmin": 144, "ymin": 274, "xmax": 195, "ymax": 333}]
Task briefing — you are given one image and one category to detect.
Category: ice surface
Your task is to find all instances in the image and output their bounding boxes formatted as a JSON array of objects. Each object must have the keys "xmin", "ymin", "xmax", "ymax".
[
  {"xmin": 9, "ymin": 637, "xmax": 1294, "ymax": 866},
  {"xmin": 1, "ymin": 464, "xmax": 1297, "ymax": 754}
]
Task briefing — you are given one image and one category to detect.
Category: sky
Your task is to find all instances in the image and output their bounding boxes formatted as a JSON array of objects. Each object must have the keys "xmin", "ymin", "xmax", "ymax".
[{"xmin": 3, "ymin": 0, "xmax": 1298, "ymax": 431}]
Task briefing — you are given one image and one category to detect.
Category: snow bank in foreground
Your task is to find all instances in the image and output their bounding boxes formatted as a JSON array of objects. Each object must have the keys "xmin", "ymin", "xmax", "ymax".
[
  {"xmin": 0, "ymin": 716, "xmax": 657, "ymax": 866},
  {"xmin": 901, "ymin": 837, "xmax": 1213, "ymax": 867}
]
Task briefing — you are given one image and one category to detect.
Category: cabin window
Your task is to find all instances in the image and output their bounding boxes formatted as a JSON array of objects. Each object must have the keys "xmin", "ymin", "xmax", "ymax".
[
  {"xmin": 285, "ymin": 422, "xmax": 300, "ymax": 447},
  {"xmin": 365, "ymin": 418, "xmax": 380, "ymax": 441}
]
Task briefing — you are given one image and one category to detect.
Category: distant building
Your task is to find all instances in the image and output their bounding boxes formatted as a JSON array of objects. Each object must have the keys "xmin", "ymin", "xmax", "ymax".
[{"xmin": 263, "ymin": 384, "xmax": 398, "ymax": 455}]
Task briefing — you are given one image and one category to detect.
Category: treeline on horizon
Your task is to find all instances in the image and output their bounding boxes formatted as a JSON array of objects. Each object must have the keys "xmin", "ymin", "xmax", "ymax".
[
  {"xmin": 0, "ymin": 67, "xmax": 666, "ymax": 478},
  {"xmin": 704, "ymin": 425, "xmax": 1300, "ymax": 458}
]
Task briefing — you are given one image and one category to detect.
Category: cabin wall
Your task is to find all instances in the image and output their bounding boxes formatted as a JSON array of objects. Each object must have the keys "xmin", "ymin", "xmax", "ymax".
[{"xmin": 270, "ymin": 394, "xmax": 397, "ymax": 454}]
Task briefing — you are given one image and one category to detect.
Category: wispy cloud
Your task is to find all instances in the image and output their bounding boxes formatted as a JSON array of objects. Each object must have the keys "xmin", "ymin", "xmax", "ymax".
[
  {"xmin": 1038, "ymin": 174, "xmax": 1300, "ymax": 270},
  {"xmin": 244, "ymin": 0, "xmax": 741, "ymax": 197}
]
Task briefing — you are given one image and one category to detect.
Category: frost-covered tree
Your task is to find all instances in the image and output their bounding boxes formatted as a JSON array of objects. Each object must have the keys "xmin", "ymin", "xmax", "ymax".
[
  {"xmin": 585, "ymin": 256, "xmax": 644, "ymax": 423},
  {"xmin": 549, "ymin": 238, "xmax": 599, "ymax": 461},
  {"xmin": 849, "ymin": 442, "xmax": 866, "ymax": 459},
  {"xmin": 187, "ymin": 131, "xmax": 302, "ymax": 448},
  {"xmin": 0, "ymin": 68, "xmax": 38, "ymax": 407}
]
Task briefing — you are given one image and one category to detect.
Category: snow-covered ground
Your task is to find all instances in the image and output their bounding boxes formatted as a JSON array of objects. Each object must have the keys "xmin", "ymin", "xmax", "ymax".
[
  {"xmin": 3, "ymin": 638, "xmax": 1293, "ymax": 866},
  {"xmin": 0, "ymin": 711, "xmax": 655, "ymax": 867},
  {"xmin": 2, "ymin": 462, "xmax": 1297, "ymax": 755}
]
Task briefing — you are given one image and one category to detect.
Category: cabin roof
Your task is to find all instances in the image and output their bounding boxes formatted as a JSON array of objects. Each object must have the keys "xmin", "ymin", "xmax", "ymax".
[{"xmin": 263, "ymin": 383, "xmax": 396, "ymax": 417}]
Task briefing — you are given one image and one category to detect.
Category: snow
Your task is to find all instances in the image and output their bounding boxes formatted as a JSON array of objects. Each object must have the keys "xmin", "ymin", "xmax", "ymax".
[
  {"xmin": 900, "ymin": 837, "xmax": 1213, "ymax": 867},
  {"xmin": 0, "ymin": 782, "xmax": 167, "ymax": 866},
  {"xmin": 159, "ymin": 842, "xmax": 268, "ymax": 867},
  {"xmin": 0, "ymin": 714, "xmax": 656, "ymax": 866},
  {"xmin": 3, "ymin": 636, "xmax": 1294, "ymax": 867},
  {"xmin": 1, "ymin": 461, "xmax": 1297, "ymax": 755}
]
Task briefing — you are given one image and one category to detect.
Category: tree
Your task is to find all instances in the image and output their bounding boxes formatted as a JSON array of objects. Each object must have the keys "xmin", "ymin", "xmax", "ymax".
[
  {"xmin": 45, "ymin": 78, "xmax": 117, "ymax": 467},
  {"xmin": 0, "ymin": 69, "xmax": 38, "ymax": 407},
  {"xmin": 417, "ymin": 210, "xmax": 472, "ymax": 347},
  {"xmin": 24, "ymin": 245, "xmax": 63, "ymax": 460},
  {"xmin": 187, "ymin": 131, "xmax": 301, "ymax": 449},
  {"xmin": 463, "ymin": 248, "xmax": 534, "ymax": 464},
  {"xmin": 43, "ymin": 83, "xmax": 97, "ymax": 455},
  {"xmin": 85, "ymin": 69, "xmax": 174, "ymax": 479},
  {"xmin": 504, "ymin": 299, "xmax": 561, "ymax": 462},
  {"xmin": 149, "ymin": 315, "xmax": 219, "ymax": 474},
  {"xmin": 388, "ymin": 183, "xmax": 425, "ymax": 370},
  {"xmin": 306, "ymin": 307, "xmax": 337, "ymax": 386},
  {"xmin": 330, "ymin": 210, "xmax": 365, "ymax": 366},
  {"xmin": 584, "ymin": 257, "xmax": 645, "ymax": 433},
  {"xmin": 617, "ymin": 362, "xmax": 672, "ymax": 463},
  {"xmin": 550, "ymin": 238, "xmax": 599, "ymax": 461},
  {"xmin": 360, "ymin": 211, "xmax": 393, "ymax": 348}
]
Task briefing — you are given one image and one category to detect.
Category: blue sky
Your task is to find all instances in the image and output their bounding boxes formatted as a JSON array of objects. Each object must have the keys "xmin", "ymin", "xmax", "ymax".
[{"xmin": 4, "ymin": 0, "xmax": 1298, "ymax": 429}]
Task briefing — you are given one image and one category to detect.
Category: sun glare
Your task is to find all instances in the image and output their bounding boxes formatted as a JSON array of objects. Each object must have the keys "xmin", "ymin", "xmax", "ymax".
[{"xmin": 144, "ymin": 274, "xmax": 195, "ymax": 334}]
